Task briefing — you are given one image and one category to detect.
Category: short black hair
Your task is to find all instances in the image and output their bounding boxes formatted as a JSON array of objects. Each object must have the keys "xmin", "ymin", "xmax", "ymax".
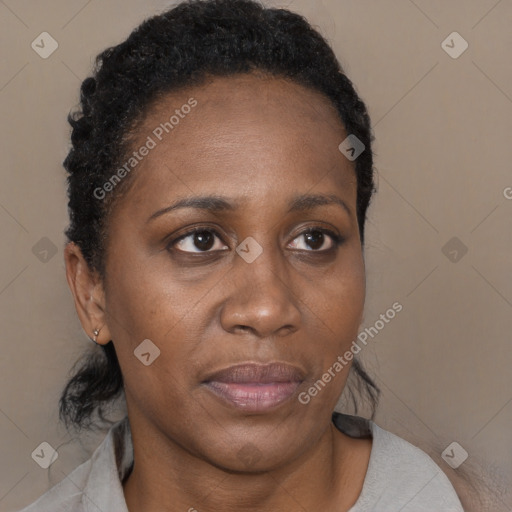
[{"xmin": 60, "ymin": 0, "xmax": 379, "ymax": 430}]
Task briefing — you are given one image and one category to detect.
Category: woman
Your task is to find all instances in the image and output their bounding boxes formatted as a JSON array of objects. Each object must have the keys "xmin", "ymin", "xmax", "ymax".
[{"xmin": 20, "ymin": 0, "xmax": 464, "ymax": 510}]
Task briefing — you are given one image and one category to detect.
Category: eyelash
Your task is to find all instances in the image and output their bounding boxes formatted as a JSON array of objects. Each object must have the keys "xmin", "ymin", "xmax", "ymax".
[{"xmin": 167, "ymin": 226, "xmax": 343, "ymax": 254}]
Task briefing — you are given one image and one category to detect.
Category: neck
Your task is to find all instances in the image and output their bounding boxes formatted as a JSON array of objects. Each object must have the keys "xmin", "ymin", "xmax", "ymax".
[{"xmin": 123, "ymin": 415, "xmax": 367, "ymax": 512}]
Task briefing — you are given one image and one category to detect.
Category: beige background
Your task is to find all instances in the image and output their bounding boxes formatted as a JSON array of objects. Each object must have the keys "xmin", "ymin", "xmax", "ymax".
[{"xmin": 1, "ymin": 0, "xmax": 511, "ymax": 510}]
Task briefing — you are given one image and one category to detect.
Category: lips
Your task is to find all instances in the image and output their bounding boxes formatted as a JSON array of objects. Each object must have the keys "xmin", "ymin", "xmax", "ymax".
[
  {"xmin": 202, "ymin": 363, "xmax": 305, "ymax": 412},
  {"xmin": 204, "ymin": 362, "xmax": 305, "ymax": 384}
]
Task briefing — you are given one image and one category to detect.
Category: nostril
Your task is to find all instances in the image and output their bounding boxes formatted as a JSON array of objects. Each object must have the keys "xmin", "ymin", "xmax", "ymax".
[{"xmin": 280, "ymin": 325, "xmax": 296, "ymax": 336}]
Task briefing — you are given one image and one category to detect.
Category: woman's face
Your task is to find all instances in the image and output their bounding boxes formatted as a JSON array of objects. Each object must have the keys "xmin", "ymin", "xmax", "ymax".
[{"xmin": 100, "ymin": 73, "xmax": 365, "ymax": 471}]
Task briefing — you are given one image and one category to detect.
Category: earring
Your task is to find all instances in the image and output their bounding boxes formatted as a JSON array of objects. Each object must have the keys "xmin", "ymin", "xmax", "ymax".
[{"xmin": 90, "ymin": 328, "xmax": 101, "ymax": 344}]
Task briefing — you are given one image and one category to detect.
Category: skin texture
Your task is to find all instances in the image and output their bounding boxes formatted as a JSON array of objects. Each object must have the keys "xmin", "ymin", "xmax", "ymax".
[{"xmin": 64, "ymin": 72, "xmax": 372, "ymax": 512}]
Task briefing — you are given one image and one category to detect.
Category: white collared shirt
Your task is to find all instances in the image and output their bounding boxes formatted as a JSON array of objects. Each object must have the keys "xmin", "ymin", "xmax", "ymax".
[{"xmin": 18, "ymin": 413, "xmax": 464, "ymax": 511}]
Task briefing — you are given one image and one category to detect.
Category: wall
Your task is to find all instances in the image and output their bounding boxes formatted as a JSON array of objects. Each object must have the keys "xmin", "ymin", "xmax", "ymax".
[{"xmin": 0, "ymin": 1, "xmax": 510, "ymax": 510}]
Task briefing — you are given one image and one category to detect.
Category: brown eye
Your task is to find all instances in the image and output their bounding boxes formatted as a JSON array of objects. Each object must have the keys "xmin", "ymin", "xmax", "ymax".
[
  {"xmin": 193, "ymin": 231, "xmax": 215, "ymax": 251},
  {"xmin": 304, "ymin": 230, "xmax": 325, "ymax": 250},
  {"xmin": 173, "ymin": 228, "xmax": 228, "ymax": 253},
  {"xmin": 288, "ymin": 228, "xmax": 341, "ymax": 252}
]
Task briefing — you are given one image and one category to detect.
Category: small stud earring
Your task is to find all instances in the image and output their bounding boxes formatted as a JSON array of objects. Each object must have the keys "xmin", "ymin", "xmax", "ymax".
[{"xmin": 90, "ymin": 328, "xmax": 101, "ymax": 344}]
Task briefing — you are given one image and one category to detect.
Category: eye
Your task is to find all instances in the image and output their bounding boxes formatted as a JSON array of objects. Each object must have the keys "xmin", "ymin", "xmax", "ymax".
[
  {"xmin": 172, "ymin": 228, "xmax": 229, "ymax": 253},
  {"xmin": 288, "ymin": 228, "xmax": 341, "ymax": 251}
]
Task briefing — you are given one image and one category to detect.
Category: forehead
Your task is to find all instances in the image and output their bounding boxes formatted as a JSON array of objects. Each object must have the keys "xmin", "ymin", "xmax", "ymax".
[{"xmin": 116, "ymin": 72, "xmax": 357, "ymax": 209}]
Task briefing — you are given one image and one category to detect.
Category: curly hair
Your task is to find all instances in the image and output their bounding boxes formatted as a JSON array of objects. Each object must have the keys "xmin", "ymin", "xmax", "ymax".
[{"xmin": 60, "ymin": 0, "xmax": 379, "ymax": 431}]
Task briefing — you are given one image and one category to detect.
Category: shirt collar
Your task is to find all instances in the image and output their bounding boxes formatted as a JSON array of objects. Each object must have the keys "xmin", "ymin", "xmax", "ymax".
[
  {"xmin": 82, "ymin": 416, "xmax": 133, "ymax": 512},
  {"xmin": 80, "ymin": 412, "xmax": 372, "ymax": 511}
]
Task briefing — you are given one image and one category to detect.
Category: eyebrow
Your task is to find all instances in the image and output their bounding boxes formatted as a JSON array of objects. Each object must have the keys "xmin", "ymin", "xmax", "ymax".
[
  {"xmin": 147, "ymin": 195, "xmax": 237, "ymax": 223},
  {"xmin": 288, "ymin": 194, "xmax": 351, "ymax": 216},
  {"xmin": 147, "ymin": 193, "xmax": 351, "ymax": 223}
]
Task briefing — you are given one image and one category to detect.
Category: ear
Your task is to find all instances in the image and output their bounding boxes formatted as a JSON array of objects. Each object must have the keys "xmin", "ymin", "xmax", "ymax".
[{"xmin": 64, "ymin": 242, "xmax": 112, "ymax": 345}]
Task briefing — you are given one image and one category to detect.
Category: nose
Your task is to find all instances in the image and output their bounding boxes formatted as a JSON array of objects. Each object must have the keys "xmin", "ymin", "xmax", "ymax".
[{"xmin": 219, "ymin": 248, "xmax": 301, "ymax": 339}]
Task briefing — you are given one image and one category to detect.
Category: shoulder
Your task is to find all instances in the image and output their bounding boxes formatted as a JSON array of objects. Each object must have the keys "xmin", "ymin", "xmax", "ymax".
[
  {"xmin": 16, "ymin": 459, "xmax": 91, "ymax": 512},
  {"xmin": 331, "ymin": 413, "xmax": 464, "ymax": 512},
  {"xmin": 17, "ymin": 417, "xmax": 132, "ymax": 512},
  {"xmin": 354, "ymin": 421, "xmax": 465, "ymax": 511}
]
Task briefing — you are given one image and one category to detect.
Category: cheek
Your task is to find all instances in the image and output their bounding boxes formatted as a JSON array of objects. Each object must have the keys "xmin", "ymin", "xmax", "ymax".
[
  {"xmin": 104, "ymin": 243, "xmax": 209, "ymax": 341},
  {"xmin": 301, "ymin": 273, "xmax": 364, "ymax": 412},
  {"xmin": 102, "ymin": 253, "xmax": 204, "ymax": 390},
  {"xmin": 307, "ymin": 247, "xmax": 365, "ymax": 345},
  {"xmin": 333, "ymin": 268, "xmax": 365, "ymax": 344},
  {"xmin": 104, "ymin": 271, "xmax": 203, "ymax": 425},
  {"xmin": 298, "ymin": 246, "xmax": 365, "ymax": 401}
]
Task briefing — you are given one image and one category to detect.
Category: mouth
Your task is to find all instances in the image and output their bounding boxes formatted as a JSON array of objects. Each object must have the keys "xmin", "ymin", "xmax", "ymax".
[{"xmin": 202, "ymin": 362, "xmax": 305, "ymax": 412}]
